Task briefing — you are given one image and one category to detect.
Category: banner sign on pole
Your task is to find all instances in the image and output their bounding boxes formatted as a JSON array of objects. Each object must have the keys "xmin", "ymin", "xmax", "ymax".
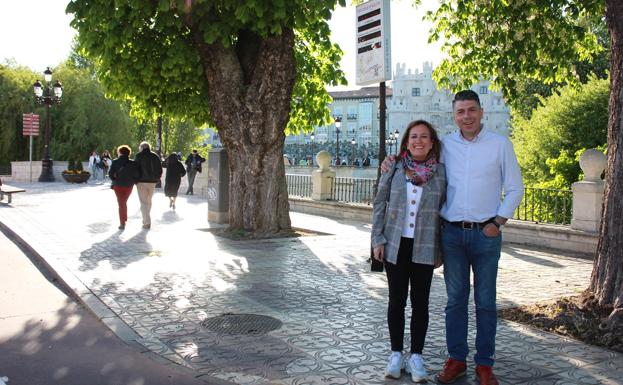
[
  {"xmin": 23, "ymin": 113, "xmax": 40, "ymax": 136},
  {"xmin": 355, "ymin": 0, "xmax": 392, "ymax": 86}
]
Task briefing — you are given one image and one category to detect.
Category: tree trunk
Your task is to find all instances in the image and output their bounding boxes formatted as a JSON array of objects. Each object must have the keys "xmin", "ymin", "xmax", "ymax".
[
  {"xmin": 187, "ymin": 23, "xmax": 296, "ymax": 236},
  {"xmin": 590, "ymin": 0, "xmax": 623, "ymax": 311}
]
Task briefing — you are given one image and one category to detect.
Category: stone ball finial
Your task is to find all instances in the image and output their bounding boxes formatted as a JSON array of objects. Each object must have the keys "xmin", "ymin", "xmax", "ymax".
[
  {"xmin": 579, "ymin": 149, "xmax": 606, "ymax": 182},
  {"xmin": 316, "ymin": 150, "xmax": 332, "ymax": 171}
]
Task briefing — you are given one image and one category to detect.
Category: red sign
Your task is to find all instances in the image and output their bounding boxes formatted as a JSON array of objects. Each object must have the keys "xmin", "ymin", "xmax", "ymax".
[{"xmin": 23, "ymin": 113, "xmax": 40, "ymax": 136}]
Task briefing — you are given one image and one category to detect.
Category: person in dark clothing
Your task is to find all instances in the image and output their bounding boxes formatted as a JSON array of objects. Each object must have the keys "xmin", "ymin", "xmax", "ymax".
[
  {"xmin": 134, "ymin": 141, "xmax": 163, "ymax": 229},
  {"xmin": 164, "ymin": 153, "xmax": 186, "ymax": 210},
  {"xmin": 108, "ymin": 145, "xmax": 140, "ymax": 230},
  {"xmin": 185, "ymin": 150, "xmax": 206, "ymax": 195}
]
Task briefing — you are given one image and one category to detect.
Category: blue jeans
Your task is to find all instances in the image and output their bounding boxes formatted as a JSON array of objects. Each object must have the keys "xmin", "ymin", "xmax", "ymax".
[{"xmin": 441, "ymin": 221, "xmax": 501, "ymax": 367}]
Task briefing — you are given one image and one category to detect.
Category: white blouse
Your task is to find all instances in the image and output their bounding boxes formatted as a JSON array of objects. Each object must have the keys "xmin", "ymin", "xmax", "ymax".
[{"xmin": 402, "ymin": 182, "xmax": 423, "ymax": 238}]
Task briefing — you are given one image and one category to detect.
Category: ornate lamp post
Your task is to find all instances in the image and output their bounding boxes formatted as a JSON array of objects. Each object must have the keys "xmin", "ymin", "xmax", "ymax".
[
  {"xmin": 33, "ymin": 67, "xmax": 63, "ymax": 182},
  {"xmin": 351, "ymin": 137, "xmax": 356, "ymax": 165},
  {"xmin": 393, "ymin": 129, "xmax": 400, "ymax": 153},
  {"xmin": 335, "ymin": 117, "xmax": 341, "ymax": 166},
  {"xmin": 310, "ymin": 132, "xmax": 315, "ymax": 166}
]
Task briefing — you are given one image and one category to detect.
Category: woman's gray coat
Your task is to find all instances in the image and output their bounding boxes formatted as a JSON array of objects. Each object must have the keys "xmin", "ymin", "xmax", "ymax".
[{"xmin": 371, "ymin": 162, "xmax": 446, "ymax": 265}]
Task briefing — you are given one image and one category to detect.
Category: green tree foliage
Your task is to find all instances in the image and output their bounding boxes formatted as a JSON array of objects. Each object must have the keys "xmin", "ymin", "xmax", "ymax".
[
  {"xmin": 0, "ymin": 61, "xmax": 140, "ymax": 165},
  {"xmin": 66, "ymin": 0, "xmax": 346, "ymax": 133},
  {"xmin": 512, "ymin": 77, "xmax": 609, "ymax": 188},
  {"xmin": 52, "ymin": 61, "xmax": 133, "ymax": 160},
  {"xmin": 0, "ymin": 63, "xmax": 37, "ymax": 167},
  {"xmin": 427, "ymin": 0, "xmax": 604, "ymax": 99},
  {"xmin": 510, "ymin": 20, "xmax": 610, "ymax": 119}
]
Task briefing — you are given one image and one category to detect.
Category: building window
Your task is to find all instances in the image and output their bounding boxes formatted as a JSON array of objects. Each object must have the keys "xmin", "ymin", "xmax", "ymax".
[
  {"xmin": 479, "ymin": 86, "xmax": 488, "ymax": 94},
  {"xmin": 347, "ymin": 105, "xmax": 357, "ymax": 120},
  {"xmin": 411, "ymin": 87, "xmax": 420, "ymax": 96},
  {"xmin": 333, "ymin": 106, "xmax": 343, "ymax": 119}
]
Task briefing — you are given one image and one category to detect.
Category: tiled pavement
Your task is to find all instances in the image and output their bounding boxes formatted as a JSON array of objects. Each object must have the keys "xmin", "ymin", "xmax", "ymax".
[{"xmin": 0, "ymin": 181, "xmax": 621, "ymax": 385}]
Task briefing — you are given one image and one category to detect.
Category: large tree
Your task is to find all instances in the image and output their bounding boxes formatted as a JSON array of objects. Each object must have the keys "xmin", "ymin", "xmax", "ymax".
[
  {"xmin": 427, "ymin": 0, "xmax": 622, "ymax": 322},
  {"xmin": 66, "ymin": 0, "xmax": 345, "ymax": 236}
]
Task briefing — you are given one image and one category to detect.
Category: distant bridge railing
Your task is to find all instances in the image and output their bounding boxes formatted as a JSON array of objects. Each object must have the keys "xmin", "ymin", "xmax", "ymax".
[{"xmin": 286, "ymin": 175, "xmax": 573, "ymax": 225}]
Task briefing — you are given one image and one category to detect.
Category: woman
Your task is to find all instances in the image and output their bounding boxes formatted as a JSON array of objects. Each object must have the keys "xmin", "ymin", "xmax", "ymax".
[
  {"xmin": 108, "ymin": 145, "xmax": 140, "ymax": 230},
  {"xmin": 88, "ymin": 150, "xmax": 100, "ymax": 181},
  {"xmin": 101, "ymin": 150, "xmax": 112, "ymax": 181},
  {"xmin": 164, "ymin": 153, "xmax": 186, "ymax": 209},
  {"xmin": 371, "ymin": 120, "xmax": 446, "ymax": 383}
]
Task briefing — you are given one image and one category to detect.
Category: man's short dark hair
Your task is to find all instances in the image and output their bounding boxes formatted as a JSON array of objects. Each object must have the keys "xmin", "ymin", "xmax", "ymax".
[
  {"xmin": 192, "ymin": 149, "xmax": 198, "ymax": 154},
  {"xmin": 453, "ymin": 90, "xmax": 481, "ymax": 108}
]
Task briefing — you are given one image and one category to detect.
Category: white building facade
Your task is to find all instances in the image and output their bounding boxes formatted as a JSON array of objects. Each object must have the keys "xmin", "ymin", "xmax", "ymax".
[{"xmin": 285, "ymin": 62, "xmax": 510, "ymax": 159}]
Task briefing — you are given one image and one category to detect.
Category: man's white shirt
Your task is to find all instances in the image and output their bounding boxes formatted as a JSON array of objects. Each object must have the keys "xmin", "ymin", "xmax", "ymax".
[{"xmin": 440, "ymin": 128, "xmax": 524, "ymax": 222}]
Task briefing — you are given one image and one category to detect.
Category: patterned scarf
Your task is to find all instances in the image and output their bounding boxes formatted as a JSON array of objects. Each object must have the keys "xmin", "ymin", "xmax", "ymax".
[{"xmin": 400, "ymin": 151, "xmax": 437, "ymax": 186}]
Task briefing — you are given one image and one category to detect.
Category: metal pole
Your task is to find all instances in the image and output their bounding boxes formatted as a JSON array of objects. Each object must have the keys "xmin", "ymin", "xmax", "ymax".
[
  {"xmin": 336, "ymin": 127, "xmax": 340, "ymax": 166},
  {"xmin": 377, "ymin": 82, "xmax": 387, "ymax": 181},
  {"xmin": 38, "ymin": 90, "xmax": 55, "ymax": 182},
  {"xmin": 29, "ymin": 135, "xmax": 33, "ymax": 182}
]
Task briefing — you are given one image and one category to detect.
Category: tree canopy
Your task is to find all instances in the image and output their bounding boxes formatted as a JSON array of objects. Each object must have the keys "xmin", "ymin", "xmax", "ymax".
[
  {"xmin": 512, "ymin": 77, "xmax": 609, "ymax": 188},
  {"xmin": 66, "ymin": 0, "xmax": 346, "ymax": 132},
  {"xmin": 427, "ymin": 0, "xmax": 605, "ymax": 99},
  {"xmin": 0, "ymin": 61, "xmax": 139, "ymax": 165}
]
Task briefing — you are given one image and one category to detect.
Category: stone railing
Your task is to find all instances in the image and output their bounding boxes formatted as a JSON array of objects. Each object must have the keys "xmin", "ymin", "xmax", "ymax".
[{"xmin": 5, "ymin": 148, "xmax": 605, "ymax": 256}]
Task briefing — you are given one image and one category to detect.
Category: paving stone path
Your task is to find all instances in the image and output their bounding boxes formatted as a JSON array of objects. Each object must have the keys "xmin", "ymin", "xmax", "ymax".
[{"xmin": 0, "ymin": 181, "xmax": 620, "ymax": 385}]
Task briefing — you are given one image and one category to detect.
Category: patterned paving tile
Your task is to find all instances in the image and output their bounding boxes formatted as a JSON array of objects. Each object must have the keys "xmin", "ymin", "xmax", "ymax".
[{"xmin": 1, "ymin": 181, "xmax": 620, "ymax": 385}]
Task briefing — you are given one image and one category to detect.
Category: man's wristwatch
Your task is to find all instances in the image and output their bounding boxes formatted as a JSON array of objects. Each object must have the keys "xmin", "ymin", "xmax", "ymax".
[{"xmin": 492, "ymin": 221, "xmax": 505, "ymax": 231}]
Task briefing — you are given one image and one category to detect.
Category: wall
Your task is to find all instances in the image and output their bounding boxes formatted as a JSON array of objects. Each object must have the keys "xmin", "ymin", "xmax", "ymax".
[{"xmin": 289, "ymin": 197, "xmax": 598, "ymax": 256}]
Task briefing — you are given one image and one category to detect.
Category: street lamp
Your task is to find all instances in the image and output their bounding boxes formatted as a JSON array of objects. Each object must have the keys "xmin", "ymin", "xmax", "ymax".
[
  {"xmin": 393, "ymin": 129, "xmax": 400, "ymax": 153},
  {"xmin": 310, "ymin": 132, "xmax": 315, "ymax": 166},
  {"xmin": 335, "ymin": 117, "xmax": 341, "ymax": 166},
  {"xmin": 351, "ymin": 137, "xmax": 356, "ymax": 165},
  {"xmin": 33, "ymin": 67, "xmax": 63, "ymax": 182}
]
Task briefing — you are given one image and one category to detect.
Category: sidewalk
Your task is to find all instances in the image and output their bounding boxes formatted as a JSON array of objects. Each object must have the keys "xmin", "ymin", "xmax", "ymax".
[
  {"xmin": 0, "ymin": 181, "xmax": 621, "ymax": 385},
  {"xmin": 0, "ymin": 228, "xmax": 213, "ymax": 385}
]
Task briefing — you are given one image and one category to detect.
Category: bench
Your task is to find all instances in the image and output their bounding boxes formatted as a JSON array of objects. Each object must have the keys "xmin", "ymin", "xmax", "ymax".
[{"xmin": 0, "ymin": 184, "xmax": 26, "ymax": 204}]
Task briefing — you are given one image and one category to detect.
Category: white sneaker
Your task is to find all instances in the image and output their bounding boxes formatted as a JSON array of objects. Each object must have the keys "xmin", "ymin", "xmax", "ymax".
[
  {"xmin": 384, "ymin": 351, "xmax": 403, "ymax": 379},
  {"xmin": 405, "ymin": 354, "xmax": 428, "ymax": 383}
]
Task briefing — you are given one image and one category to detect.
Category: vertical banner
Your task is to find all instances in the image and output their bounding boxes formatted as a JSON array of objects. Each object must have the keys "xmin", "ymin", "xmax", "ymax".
[{"xmin": 355, "ymin": 0, "xmax": 392, "ymax": 86}]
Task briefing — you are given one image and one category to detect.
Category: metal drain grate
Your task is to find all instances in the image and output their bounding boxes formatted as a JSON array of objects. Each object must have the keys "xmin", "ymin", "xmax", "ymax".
[{"xmin": 201, "ymin": 313, "xmax": 282, "ymax": 335}]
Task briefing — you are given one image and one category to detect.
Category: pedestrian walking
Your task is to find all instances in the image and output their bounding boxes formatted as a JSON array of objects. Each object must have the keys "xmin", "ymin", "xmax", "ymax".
[
  {"xmin": 163, "ymin": 153, "xmax": 186, "ymax": 210},
  {"xmin": 134, "ymin": 141, "xmax": 163, "ymax": 229},
  {"xmin": 185, "ymin": 149, "xmax": 205, "ymax": 195},
  {"xmin": 372, "ymin": 120, "xmax": 446, "ymax": 383},
  {"xmin": 108, "ymin": 145, "xmax": 140, "ymax": 230},
  {"xmin": 101, "ymin": 150, "xmax": 112, "ymax": 181}
]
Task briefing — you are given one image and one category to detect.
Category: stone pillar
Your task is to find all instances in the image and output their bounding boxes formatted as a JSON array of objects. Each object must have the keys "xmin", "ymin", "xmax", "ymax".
[
  {"xmin": 571, "ymin": 149, "xmax": 606, "ymax": 232},
  {"xmin": 207, "ymin": 148, "xmax": 229, "ymax": 223},
  {"xmin": 311, "ymin": 150, "xmax": 335, "ymax": 201}
]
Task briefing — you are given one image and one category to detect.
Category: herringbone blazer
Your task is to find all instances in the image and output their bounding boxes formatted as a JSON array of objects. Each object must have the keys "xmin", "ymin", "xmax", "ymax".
[{"xmin": 371, "ymin": 162, "xmax": 446, "ymax": 265}]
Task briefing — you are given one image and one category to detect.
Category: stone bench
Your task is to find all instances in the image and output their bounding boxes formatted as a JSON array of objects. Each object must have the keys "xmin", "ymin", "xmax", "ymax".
[{"xmin": 0, "ymin": 184, "xmax": 26, "ymax": 204}]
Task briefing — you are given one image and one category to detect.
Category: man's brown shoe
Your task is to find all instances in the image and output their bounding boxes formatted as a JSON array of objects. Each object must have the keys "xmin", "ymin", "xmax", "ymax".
[
  {"xmin": 435, "ymin": 358, "xmax": 467, "ymax": 383},
  {"xmin": 475, "ymin": 365, "xmax": 499, "ymax": 385}
]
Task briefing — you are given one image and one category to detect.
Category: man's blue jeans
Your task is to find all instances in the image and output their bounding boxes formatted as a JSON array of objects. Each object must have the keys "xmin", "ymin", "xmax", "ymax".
[{"xmin": 441, "ymin": 221, "xmax": 501, "ymax": 367}]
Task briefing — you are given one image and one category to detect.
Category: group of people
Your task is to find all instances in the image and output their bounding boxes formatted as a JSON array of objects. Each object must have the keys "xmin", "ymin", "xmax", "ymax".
[
  {"xmin": 372, "ymin": 90, "xmax": 524, "ymax": 385},
  {"xmin": 107, "ymin": 142, "xmax": 205, "ymax": 230},
  {"xmin": 88, "ymin": 150, "xmax": 112, "ymax": 182}
]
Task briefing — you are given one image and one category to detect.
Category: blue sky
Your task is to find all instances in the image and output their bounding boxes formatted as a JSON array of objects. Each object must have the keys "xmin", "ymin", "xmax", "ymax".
[{"xmin": 0, "ymin": 0, "xmax": 444, "ymax": 89}]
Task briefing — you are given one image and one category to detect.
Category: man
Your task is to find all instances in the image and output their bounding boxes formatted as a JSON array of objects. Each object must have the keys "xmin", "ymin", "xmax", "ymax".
[
  {"xmin": 185, "ymin": 150, "xmax": 206, "ymax": 195},
  {"xmin": 134, "ymin": 141, "xmax": 163, "ymax": 229},
  {"xmin": 382, "ymin": 90, "xmax": 523, "ymax": 385}
]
